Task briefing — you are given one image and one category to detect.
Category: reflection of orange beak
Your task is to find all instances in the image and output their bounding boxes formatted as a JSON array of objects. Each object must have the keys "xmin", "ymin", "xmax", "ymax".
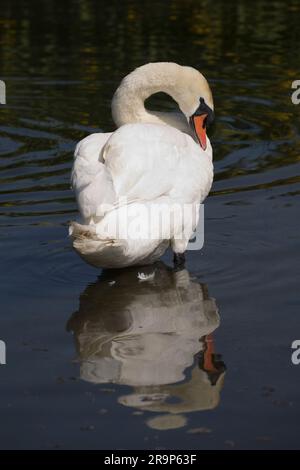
[
  {"xmin": 203, "ymin": 333, "xmax": 218, "ymax": 373},
  {"xmin": 192, "ymin": 113, "xmax": 207, "ymax": 151}
]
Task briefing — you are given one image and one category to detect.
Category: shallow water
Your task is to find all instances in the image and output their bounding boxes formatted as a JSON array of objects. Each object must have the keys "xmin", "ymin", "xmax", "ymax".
[{"xmin": 0, "ymin": 0, "xmax": 300, "ymax": 449}]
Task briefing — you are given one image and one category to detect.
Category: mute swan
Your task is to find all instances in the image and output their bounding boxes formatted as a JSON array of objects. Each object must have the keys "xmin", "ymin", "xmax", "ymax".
[{"xmin": 70, "ymin": 62, "xmax": 214, "ymax": 268}]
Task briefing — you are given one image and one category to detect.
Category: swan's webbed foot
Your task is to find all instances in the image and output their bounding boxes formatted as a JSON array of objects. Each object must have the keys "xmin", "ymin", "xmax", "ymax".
[{"xmin": 173, "ymin": 252, "xmax": 186, "ymax": 270}]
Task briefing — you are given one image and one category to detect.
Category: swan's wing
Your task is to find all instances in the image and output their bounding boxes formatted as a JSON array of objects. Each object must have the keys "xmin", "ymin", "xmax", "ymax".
[
  {"xmin": 72, "ymin": 132, "xmax": 116, "ymax": 222},
  {"xmin": 103, "ymin": 123, "xmax": 213, "ymax": 205}
]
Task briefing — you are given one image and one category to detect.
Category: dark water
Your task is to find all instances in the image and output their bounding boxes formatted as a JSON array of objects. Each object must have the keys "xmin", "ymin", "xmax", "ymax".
[{"xmin": 0, "ymin": 0, "xmax": 300, "ymax": 450}]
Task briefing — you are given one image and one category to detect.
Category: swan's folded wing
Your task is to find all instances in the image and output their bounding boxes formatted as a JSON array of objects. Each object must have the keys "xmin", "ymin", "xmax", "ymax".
[
  {"xmin": 103, "ymin": 123, "xmax": 191, "ymax": 202},
  {"xmin": 72, "ymin": 125, "xmax": 213, "ymax": 224},
  {"xmin": 72, "ymin": 132, "xmax": 116, "ymax": 222}
]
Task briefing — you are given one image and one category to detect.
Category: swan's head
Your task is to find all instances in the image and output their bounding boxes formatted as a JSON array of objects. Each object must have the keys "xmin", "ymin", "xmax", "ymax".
[
  {"xmin": 174, "ymin": 65, "xmax": 214, "ymax": 151},
  {"xmin": 112, "ymin": 62, "xmax": 214, "ymax": 150}
]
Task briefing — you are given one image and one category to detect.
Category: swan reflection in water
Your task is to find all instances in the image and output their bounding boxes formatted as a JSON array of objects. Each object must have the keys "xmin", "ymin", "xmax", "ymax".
[{"xmin": 67, "ymin": 262, "xmax": 226, "ymax": 430}]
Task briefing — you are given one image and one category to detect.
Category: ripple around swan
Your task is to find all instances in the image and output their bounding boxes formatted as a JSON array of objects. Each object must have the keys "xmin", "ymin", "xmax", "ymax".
[
  {"xmin": 0, "ymin": 75, "xmax": 299, "ymax": 296},
  {"xmin": 0, "ymin": 83, "xmax": 299, "ymax": 229},
  {"xmin": 1, "ymin": 233, "xmax": 94, "ymax": 291},
  {"xmin": 1, "ymin": 90, "xmax": 298, "ymax": 295}
]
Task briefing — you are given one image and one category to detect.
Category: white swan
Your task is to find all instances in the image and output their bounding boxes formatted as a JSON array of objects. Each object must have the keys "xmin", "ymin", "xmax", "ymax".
[{"xmin": 70, "ymin": 62, "xmax": 214, "ymax": 268}]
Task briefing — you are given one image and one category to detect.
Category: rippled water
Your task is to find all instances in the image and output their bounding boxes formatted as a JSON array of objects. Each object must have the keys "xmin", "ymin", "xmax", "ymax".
[{"xmin": 0, "ymin": 0, "xmax": 300, "ymax": 450}]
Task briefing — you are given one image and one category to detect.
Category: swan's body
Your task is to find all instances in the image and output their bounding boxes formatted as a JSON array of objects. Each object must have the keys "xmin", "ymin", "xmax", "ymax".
[{"xmin": 70, "ymin": 62, "xmax": 214, "ymax": 268}]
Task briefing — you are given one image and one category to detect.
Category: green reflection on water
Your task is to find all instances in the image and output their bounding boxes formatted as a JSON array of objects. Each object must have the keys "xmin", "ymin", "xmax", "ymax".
[{"xmin": 0, "ymin": 0, "xmax": 299, "ymax": 221}]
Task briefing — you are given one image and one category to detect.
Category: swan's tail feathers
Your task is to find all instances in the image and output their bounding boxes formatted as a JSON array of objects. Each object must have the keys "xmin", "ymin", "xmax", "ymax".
[
  {"xmin": 69, "ymin": 221, "xmax": 97, "ymax": 240},
  {"xmin": 69, "ymin": 221, "xmax": 128, "ymax": 269}
]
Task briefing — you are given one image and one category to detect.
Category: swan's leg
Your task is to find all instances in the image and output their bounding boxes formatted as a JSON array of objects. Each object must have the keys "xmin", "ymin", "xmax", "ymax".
[
  {"xmin": 173, "ymin": 252, "xmax": 186, "ymax": 269},
  {"xmin": 171, "ymin": 237, "xmax": 187, "ymax": 269}
]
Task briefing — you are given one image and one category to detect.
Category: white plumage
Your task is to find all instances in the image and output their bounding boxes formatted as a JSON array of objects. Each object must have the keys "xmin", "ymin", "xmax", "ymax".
[{"xmin": 70, "ymin": 62, "xmax": 214, "ymax": 268}]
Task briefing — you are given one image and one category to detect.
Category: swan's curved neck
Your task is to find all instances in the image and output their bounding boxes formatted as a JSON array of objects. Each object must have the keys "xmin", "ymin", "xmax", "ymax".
[{"xmin": 111, "ymin": 64, "xmax": 188, "ymax": 130}]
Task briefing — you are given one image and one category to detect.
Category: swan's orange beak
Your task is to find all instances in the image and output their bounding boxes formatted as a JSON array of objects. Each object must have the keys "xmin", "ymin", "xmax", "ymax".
[
  {"xmin": 190, "ymin": 97, "xmax": 214, "ymax": 151},
  {"xmin": 191, "ymin": 114, "xmax": 207, "ymax": 151}
]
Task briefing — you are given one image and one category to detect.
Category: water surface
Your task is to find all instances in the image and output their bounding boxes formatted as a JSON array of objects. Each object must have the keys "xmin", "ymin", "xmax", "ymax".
[{"xmin": 0, "ymin": 0, "xmax": 300, "ymax": 449}]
